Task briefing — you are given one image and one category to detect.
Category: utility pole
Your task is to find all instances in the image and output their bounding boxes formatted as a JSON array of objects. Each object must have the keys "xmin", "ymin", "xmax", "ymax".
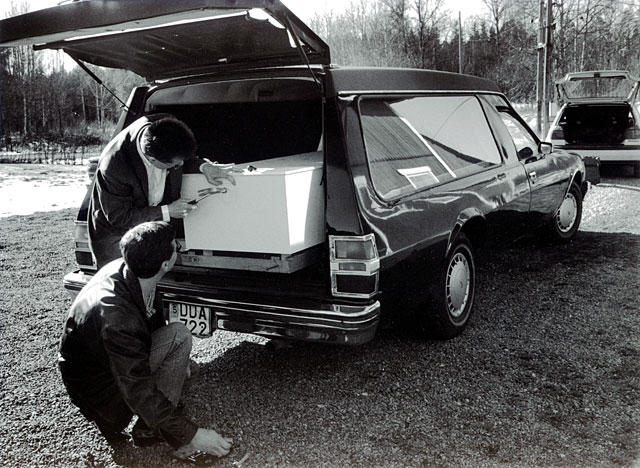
[
  {"xmin": 536, "ymin": 0, "xmax": 545, "ymax": 137},
  {"xmin": 543, "ymin": 0, "xmax": 554, "ymax": 138},
  {"xmin": 458, "ymin": 12, "xmax": 463, "ymax": 74}
]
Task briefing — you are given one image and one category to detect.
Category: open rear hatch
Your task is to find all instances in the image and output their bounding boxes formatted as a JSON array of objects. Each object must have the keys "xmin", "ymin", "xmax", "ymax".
[
  {"xmin": 555, "ymin": 70, "xmax": 640, "ymax": 104},
  {"xmin": 0, "ymin": 0, "xmax": 330, "ymax": 80}
]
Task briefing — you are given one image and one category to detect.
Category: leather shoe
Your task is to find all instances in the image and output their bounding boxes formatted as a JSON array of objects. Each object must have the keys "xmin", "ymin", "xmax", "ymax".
[
  {"xmin": 102, "ymin": 430, "xmax": 130, "ymax": 448},
  {"xmin": 131, "ymin": 419, "xmax": 165, "ymax": 447}
]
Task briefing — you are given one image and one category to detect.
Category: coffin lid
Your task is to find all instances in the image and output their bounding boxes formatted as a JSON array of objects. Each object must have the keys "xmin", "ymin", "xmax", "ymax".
[{"xmin": 0, "ymin": 0, "xmax": 330, "ymax": 81}]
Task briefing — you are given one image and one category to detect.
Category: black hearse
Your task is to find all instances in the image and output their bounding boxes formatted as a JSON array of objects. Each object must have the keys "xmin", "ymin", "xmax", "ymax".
[{"xmin": 0, "ymin": 0, "xmax": 588, "ymax": 345}]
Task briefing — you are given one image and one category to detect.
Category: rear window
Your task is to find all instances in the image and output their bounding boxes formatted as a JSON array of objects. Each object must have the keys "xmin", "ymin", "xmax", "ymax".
[
  {"xmin": 359, "ymin": 95, "xmax": 501, "ymax": 200},
  {"xmin": 146, "ymin": 79, "xmax": 322, "ymax": 164},
  {"xmin": 561, "ymin": 76, "xmax": 637, "ymax": 100}
]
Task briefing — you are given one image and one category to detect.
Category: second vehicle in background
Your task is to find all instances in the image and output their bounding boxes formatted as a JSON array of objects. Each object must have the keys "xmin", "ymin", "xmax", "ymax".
[{"xmin": 547, "ymin": 70, "xmax": 640, "ymax": 177}]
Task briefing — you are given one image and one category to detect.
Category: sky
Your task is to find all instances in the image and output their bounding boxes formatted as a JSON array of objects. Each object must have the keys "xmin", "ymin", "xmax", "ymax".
[
  {"xmin": 3, "ymin": 0, "xmax": 489, "ymax": 21},
  {"xmin": 282, "ymin": 0, "xmax": 488, "ymax": 21}
]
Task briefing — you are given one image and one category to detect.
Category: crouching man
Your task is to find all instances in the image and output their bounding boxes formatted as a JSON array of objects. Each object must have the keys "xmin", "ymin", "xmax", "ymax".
[{"xmin": 58, "ymin": 221, "xmax": 232, "ymax": 462}]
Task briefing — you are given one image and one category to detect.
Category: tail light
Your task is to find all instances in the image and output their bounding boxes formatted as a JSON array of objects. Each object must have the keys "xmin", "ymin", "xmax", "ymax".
[
  {"xmin": 549, "ymin": 126, "xmax": 565, "ymax": 141},
  {"xmin": 624, "ymin": 125, "xmax": 640, "ymax": 141},
  {"xmin": 73, "ymin": 221, "xmax": 97, "ymax": 270},
  {"xmin": 73, "ymin": 221, "xmax": 89, "ymax": 249},
  {"xmin": 329, "ymin": 234, "xmax": 379, "ymax": 299}
]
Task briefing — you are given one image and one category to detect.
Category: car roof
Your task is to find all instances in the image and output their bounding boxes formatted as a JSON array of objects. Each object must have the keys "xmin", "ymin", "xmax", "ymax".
[
  {"xmin": 327, "ymin": 67, "xmax": 501, "ymax": 95},
  {"xmin": 0, "ymin": 0, "xmax": 330, "ymax": 81}
]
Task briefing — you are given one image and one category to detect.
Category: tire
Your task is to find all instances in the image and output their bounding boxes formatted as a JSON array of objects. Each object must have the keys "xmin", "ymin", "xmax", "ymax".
[
  {"xmin": 419, "ymin": 234, "xmax": 476, "ymax": 340},
  {"xmin": 633, "ymin": 163, "xmax": 640, "ymax": 179},
  {"xmin": 545, "ymin": 182, "xmax": 582, "ymax": 243}
]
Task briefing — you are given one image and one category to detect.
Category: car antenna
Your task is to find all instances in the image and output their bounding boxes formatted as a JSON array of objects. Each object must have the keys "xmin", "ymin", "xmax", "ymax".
[{"xmin": 69, "ymin": 54, "xmax": 129, "ymax": 112}]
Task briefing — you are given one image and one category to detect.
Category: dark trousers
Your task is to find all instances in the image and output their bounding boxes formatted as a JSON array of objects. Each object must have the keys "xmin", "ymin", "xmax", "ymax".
[
  {"xmin": 78, "ymin": 400, "xmax": 133, "ymax": 445},
  {"xmin": 62, "ymin": 323, "xmax": 192, "ymax": 445}
]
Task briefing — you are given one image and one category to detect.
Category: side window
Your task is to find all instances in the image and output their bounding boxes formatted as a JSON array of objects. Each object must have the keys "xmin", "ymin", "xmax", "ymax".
[
  {"xmin": 499, "ymin": 113, "xmax": 538, "ymax": 160},
  {"xmin": 359, "ymin": 95, "xmax": 502, "ymax": 200},
  {"xmin": 477, "ymin": 97, "xmax": 517, "ymax": 161}
]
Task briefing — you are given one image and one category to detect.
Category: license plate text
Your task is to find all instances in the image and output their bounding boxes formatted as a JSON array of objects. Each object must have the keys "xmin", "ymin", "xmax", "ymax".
[{"xmin": 168, "ymin": 302, "xmax": 213, "ymax": 336}]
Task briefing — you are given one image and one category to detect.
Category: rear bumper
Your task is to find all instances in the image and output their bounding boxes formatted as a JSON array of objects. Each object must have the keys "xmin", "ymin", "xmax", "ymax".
[
  {"xmin": 63, "ymin": 271, "xmax": 380, "ymax": 346},
  {"xmin": 551, "ymin": 143, "xmax": 640, "ymax": 163}
]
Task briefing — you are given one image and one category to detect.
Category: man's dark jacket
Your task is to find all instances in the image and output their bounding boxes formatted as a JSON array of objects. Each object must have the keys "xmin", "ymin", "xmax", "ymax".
[
  {"xmin": 88, "ymin": 114, "xmax": 200, "ymax": 267},
  {"xmin": 58, "ymin": 259, "xmax": 197, "ymax": 448}
]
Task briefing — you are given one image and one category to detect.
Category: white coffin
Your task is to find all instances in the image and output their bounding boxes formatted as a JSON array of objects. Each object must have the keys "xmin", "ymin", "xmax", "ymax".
[{"xmin": 181, "ymin": 152, "xmax": 325, "ymax": 254}]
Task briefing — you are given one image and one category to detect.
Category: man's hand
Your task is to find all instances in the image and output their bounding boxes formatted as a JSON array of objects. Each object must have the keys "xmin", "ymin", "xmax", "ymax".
[
  {"xmin": 201, "ymin": 161, "xmax": 236, "ymax": 186},
  {"xmin": 167, "ymin": 198, "xmax": 197, "ymax": 219},
  {"xmin": 176, "ymin": 427, "xmax": 233, "ymax": 458}
]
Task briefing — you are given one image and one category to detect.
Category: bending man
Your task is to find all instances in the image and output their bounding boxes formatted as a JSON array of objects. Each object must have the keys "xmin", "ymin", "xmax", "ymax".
[{"xmin": 88, "ymin": 114, "xmax": 234, "ymax": 267}]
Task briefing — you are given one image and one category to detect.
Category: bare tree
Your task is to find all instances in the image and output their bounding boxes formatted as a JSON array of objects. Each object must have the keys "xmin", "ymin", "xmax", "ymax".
[
  {"xmin": 482, "ymin": 0, "xmax": 510, "ymax": 55},
  {"xmin": 5, "ymin": 0, "xmax": 41, "ymax": 136},
  {"xmin": 384, "ymin": 0, "xmax": 410, "ymax": 57},
  {"xmin": 411, "ymin": 0, "xmax": 447, "ymax": 68}
]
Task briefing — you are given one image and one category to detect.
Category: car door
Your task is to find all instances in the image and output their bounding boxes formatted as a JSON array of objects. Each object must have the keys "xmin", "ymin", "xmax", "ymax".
[
  {"xmin": 351, "ymin": 92, "xmax": 531, "ymax": 256},
  {"xmin": 496, "ymin": 110, "xmax": 569, "ymax": 227}
]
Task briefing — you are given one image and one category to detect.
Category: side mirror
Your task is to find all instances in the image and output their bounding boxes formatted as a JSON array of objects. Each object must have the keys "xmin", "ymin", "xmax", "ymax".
[
  {"xmin": 540, "ymin": 142, "xmax": 553, "ymax": 155},
  {"xmin": 518, "ymin": 146, "xmax": 534, "ymax": 159}
]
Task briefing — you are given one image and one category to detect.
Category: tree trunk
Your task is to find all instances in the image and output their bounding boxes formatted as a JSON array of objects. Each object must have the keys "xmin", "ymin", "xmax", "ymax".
[
  {"xmin": 81, "ymin": 86, "xmax": 87, "ymax": 122},
  {"xmin": 580, "ymin": 0, "xmax": 591, "ymax": 70},
  {"xmin": 22, "ymin": 91, "xmax": 27, "ymax": 135},
  {"xmin": 574, "ymin": 0, "xmax": 580, "ymax": 71},
  {"xmin": 95, "ymin": 85, "xmax": 101, "ymax": 126},
  {"xmin": 41, "ymin": 96, "xmax": 46, "ymax": 130}
]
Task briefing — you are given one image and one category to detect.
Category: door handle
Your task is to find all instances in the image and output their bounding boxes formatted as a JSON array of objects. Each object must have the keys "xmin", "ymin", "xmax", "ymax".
[{"xmin": 496, "ymin": 173, "xmax": 507, "ymax": 180}]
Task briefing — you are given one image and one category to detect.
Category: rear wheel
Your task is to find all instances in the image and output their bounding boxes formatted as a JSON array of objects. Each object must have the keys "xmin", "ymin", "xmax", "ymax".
[
  {"xmin": 417, "ymin": 234, "xmax": 476, "ymax": 340},
  {"xmin": 545, "ymin": 182, "xmax": 582, "ymax": 242}
]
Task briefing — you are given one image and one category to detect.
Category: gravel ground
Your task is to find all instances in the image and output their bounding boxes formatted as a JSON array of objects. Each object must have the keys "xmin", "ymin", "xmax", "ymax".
[{"xmin": 0, "ymin": 166, "xmax": 639, "ymax": 468}]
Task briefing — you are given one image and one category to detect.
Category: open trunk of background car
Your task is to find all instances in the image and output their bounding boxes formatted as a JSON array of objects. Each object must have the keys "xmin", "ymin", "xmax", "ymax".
[{"xmin": 558, "ymin": 103, "xmax": 633, "ymax": 145}]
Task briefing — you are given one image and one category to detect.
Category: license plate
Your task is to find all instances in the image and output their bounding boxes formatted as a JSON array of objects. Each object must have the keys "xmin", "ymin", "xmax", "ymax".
[{"xmin": 168, "ymin": 302, "xmax": 214, "ymax": 336}]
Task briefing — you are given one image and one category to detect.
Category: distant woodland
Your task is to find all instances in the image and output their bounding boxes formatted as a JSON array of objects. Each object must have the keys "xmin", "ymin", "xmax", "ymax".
[{"xmin": 0, "ymin": 0, "xmax": 638, "ymax": 159}]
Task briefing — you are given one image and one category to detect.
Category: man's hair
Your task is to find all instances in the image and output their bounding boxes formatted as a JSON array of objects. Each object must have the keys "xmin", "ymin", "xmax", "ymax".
[
  {"xmin": 141, "ymin": 117, "xmax": 197, "ymax": 163},
  {"xmin": 119, "ymin": 221, "xmax": 176, "ymax": 278}
]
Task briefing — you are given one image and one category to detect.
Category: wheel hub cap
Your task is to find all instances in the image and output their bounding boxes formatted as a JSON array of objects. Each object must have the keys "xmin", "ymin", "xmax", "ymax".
[
  {"xmin": 557, "ymin": 192, "xmax": 577, "ymax": 232},
  {"xmin": 447, "ymin": 253, "xmax": 470, "ymax": 318}
]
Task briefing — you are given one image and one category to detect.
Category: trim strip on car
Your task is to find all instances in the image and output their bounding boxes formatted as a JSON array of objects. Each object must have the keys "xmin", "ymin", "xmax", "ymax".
[
  {"xmin": 338, "ymin": 90, "xmax": 504, "ymax": 97},
  {"xmin": 161, "ymin": 292, "xmax": 379, "ymax": 322},
  {"xmin": 63, "ymin": 271, "xmax": 379, "ymax": 323}
]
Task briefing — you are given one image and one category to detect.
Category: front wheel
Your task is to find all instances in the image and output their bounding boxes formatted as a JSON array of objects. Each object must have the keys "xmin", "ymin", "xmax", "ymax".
[
  {"xmin": 545, "ymin": 182, "xmax": 582, "ymax": 242},
  {"xmin": 418, "ymin": 234, "xmax": 476, "ymax": 340}
]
